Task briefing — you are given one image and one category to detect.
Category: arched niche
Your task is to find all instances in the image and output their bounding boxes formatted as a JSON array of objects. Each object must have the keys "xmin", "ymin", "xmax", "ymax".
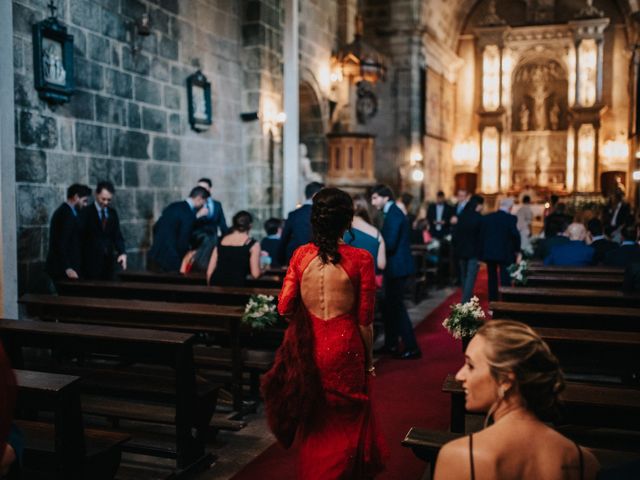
[{"xmin": 299, "ymin": 81, "xmax": 327, "ymax": 174}]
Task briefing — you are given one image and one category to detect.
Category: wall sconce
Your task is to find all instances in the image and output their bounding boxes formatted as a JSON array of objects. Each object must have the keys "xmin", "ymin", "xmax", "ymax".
[
  {"xmin": 409, "ymin": 150, "xmax": 424, "ymax": 182},
  {"xmin": 130, "ymin": 13, "xmax": 151, "ymax": 55},
  {"xmin": 410, "ymin": 167, "xmax": 424, "ymax": 182}
]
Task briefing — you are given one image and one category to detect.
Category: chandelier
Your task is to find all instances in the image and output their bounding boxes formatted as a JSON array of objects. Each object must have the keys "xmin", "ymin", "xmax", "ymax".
[{"xmin": 332, "ymin": 10, "xmax": 386, "ymax": 85}]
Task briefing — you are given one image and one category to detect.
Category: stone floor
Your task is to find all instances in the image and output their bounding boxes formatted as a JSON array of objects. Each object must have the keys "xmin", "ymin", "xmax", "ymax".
[{"xmin": 195, "ymin": 286, "xmax": 456, "ymax": 480}]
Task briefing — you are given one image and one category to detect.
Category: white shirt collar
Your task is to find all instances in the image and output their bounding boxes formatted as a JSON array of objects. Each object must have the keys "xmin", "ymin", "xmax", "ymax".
[
  {"xmin": 591, "ymin": 235, "xmax": 605, "ymax": 242},
  {"xmin": 185, "ymin": 198, "xmax": 195, "ymax": 210},
  {"xmin": 383, "ymin": 200, "xmax": 393, "ymax": 214}
]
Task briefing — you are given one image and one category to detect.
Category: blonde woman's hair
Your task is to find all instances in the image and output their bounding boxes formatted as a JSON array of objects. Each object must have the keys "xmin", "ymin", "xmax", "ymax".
[{"xmin": 476, "ymin": 320, "xmax": 565, "ymax": 420}]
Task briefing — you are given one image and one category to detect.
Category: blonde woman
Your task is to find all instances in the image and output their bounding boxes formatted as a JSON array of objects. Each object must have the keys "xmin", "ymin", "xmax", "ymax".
[{"xmin": 435, "ymin": 321, "xmax": 599, "ymax": 480}]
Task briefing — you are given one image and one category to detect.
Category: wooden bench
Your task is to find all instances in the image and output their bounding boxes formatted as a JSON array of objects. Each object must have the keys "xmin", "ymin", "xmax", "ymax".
[
  {"xmin": 489, "ymin": 301, "xmax": 640, "ymax": 331},
  {"xmin": 442, "ymin": 374, "xmax": 640, "ymax": 433},
  {"xmin": 528, "ymin": 265, "xmax": 624, "ymax": 276},
  {"xmin": 1, "ymin": 319, "xmax": 216, "ymax": 475},
  {"xmin": 402, "ymin": 427, "xmax": 640, "ymax": 477},
  {"xmin": 118, "ymin": 270, "xmax": 284, "ymax": 289},
  {"xmin": 15, "ymin": 369, "xmax": 129, "ymax": 480},
  {"xmin": 525, "ymin": 273, "xmax": 623, "ymax": 289},
  {"xmin": 499, "ymin": 286, "xmax": 640, "ymax": 308},
  {"xmin": 19, "ymin": 294, "xmax": 248, "ymax": 412},
  {"xmin": 56, "ymin": 280, "xmax": 281, "ymax": 306}
]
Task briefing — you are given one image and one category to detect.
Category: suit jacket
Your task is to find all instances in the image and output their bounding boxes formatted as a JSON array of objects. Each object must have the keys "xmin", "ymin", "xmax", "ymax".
[
  {"xmin": 260, "ymin": 237, "xmax": 281, "ymax": 268},
  {"xmin": 381, "ymin": 202, "xmax": 415, "ymax": 278},
  {"xmin": 590, "ymin": 238, "xmax": 618, "ymax": 265},
  {"xmin": 277, "ymin": 204, "xmax": 312, "ymax": 265},
  {"xmin": 426, "ymin": 203, "xmax": 453, "ymax": 238},
  {"xmin": 605, "ymin": 202, "xmax": 632, "ymax": 230},
  {"xmin": 46, "ymin": 203, "xmax": 81, "ymax": 280},
  {"xmin": 193, "ymin": 198, "xmax": 228, "ymax": 244},
  {"xmin": 536, "ymin": 235, "xmax": 570, "ymax": 260},
  {"xmin": 623, "ymin": 262, "xmax": 640, "ymax": 293},
  {"xmin": 452, "ymin": 207, "xmax": 482, "ymax": 259},
  {"xmin": 544, "ymin": 241, "xmax": 594, "ymax": 266},
  {"xmin": 604, "ymin": 243, "xmax": 640, "ymax": 268},
  {"xmin": 79, "ymin": 205, "xmax": 126, "ymax": 279},
  {"xmin": 479, "ymin": 210, "xmax": 520, "ymax": 264},
  {"xmin": 147, "ymin": 201, "xmax": 196, "ymax": 272}
]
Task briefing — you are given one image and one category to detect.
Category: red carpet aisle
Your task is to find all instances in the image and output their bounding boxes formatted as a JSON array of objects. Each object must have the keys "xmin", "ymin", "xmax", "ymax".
[{"xmin": 232, "ymin": 270, "xmax": 488, "ymax": 480}]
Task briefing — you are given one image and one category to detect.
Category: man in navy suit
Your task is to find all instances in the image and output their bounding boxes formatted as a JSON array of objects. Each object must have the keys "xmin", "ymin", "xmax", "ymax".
[
  {"xmin": 79, "ymin": 181, "xmax": 127, "ymax": 280},
  {"xmin": 587, "ymin": 218, "xmax": 618, "ymax": 265},
  {"xmin": 147, "ymin": 187, "xmax": 209, "ymax": 272},
  {"xmin": 46, "ymin": 184, "xmax": 91, "ymax": 281},
  {"xmin": 371, "ymin": 184, "xmax": 420, "ymax": 359},
  {"xmin": 426, "ymin": 191, "xmax": 454, "ymax": 239},
  {"xmin": 605, "ymin": 225, "xmax": 640, "ymax": 267},
  {"xmin": 480, "ymin": 197, "xmax": 521, "ymax": 301},
  {"xmin": 193, "ymin": 178, "xmax": 229, "ymax": 246},
  {"xmin": 277, "ymin": 181, "xmax": 324, "ymax": 265},
  {"xmin": 544, "ymin": 223, "xmax": 594, "ymax": 266}
]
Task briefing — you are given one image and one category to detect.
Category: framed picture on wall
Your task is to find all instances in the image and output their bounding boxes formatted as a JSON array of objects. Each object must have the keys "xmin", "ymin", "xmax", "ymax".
[
  {"xmin": 187, "ymin": 70, "xmax": 212, "ymax": 131},
  {"xmin": 32, "ymin": 15, "xmax": 74, "ymax": 104}
]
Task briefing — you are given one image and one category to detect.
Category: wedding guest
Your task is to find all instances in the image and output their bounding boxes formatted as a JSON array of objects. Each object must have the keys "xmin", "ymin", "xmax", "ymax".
[
  {"xmin": 454, "ymin": 188, "xmax": 469, "ymax": 217},
  {"xmin": 193, "ymin": 177, "xmax": 229, "ymax": 247},
  {"xmin": 586, "ymin": 218, "xmax": 617, "ymax": 265},
  {"xmin": 371, "ymin": 184, "xmax": 420, "ymax": 359},
  {"xmin": 262, "ymin": 187, "xmax": 387, "ymax": 478},
  {"xmin": 536, "ymin": 216, "xmax": 569, "ymax": 260},
  {"xmin": 427, "ymin": 191, "xmax": 454, "ymax": 239},
  {"xmin": 46, "ymin": 184, "xmax": 91, "ymax": 281},
  {"xmin": 344, "ymin": 194, "xmax": 386, "ymax": 272},
  {"xmin": 516, "ymin": 195, "xmax": 533, "ymax": 252},
  {"xmin": 278, "ymin": 181, "xmax": 324, "ymax": 265},
  {"xmin": 260, "ymin": 217, "xmax": 283, "ymax": 268},
  {"xmin": 147, "ymin": 187, "xmax": 209, "ymax": 272},
  {"xmin": 544, "ymin": 223, "xmax": 594, "ymax": 267},
  {"xmin": 452, "ymin": 195, "xmax": 484, "ymax": 303},
  {"xmin": 207, "ymin": 211, "xmax": 261, "ymax": 287},
  {"xmin": 434, "ymin": 320, "xmax": 599, "ymax": 480},
  {"xmin": 604, "ymin": 189, "xmax": 632, "ymax": 242},
  {"xmin": 479, "ymin": 198, "xmax": 520, "ymax": 302},
  {"xmin": 79, "ymin": 181, "xmax": 127, "ymax": 280},
  {"xmin": 604, "ymin": 225, "xmax": 640, "ymax": 267}
]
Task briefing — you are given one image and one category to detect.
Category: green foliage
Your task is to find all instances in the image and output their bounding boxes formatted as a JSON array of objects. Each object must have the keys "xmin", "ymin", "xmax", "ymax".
[{"xmin": 242, "ymin": 294, "xmax": 279, "ymax": 330}]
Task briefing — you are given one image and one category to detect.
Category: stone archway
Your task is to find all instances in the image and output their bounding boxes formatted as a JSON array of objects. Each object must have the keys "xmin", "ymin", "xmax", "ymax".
[{"xmin": 299, "ymin": 81, "xmax": 327, "ymax": 175}]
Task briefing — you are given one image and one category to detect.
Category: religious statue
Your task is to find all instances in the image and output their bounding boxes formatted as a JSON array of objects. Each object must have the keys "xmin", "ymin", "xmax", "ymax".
[
  {"xmin": 549, "ymin": 101, "xmax": 560, "ymax": 130},
  {"xmin": 299, "ymin": 143, "xmax": 322, "ymax": 200},
  {"xmin": 42, "ymin": 39, "xmax": 66, "ymax": 86},
  {"xmin": 531, "ymin": 67, "xmax": 550, "ymax": 131},
  {"xmin": 519, "ymin": 104, "xmax": 530, "ymax": 131}
]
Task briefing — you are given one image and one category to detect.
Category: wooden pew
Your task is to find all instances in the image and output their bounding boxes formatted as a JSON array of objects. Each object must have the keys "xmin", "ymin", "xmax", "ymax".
[
  {"xmin": 56, "ymin": 280, "xmax": 281, "ymax": 306},
  {"xmin": 499, "ymin": 286, "xmax": 640, "ymax": 308},
  {"xmin": 528, "ymin": 265, "xmax": 624, "ymax": 276},
  {"xmin": 1, "ymin": 319, "xmax": 216, "ymax": 475},
  {"xmin": 489, "ymin": 301, "xmax": 640, "ymax": 331},
  {"xmin": 19, "ymin": 294, "xmax": 248, "ymax": 412},
  {"xmin": 402, "ymin": 427, "xmax": 640, "ymax": 477},
  {"xmin": 15, "ymin": 369, "xmax": 129, "ymax": 480},
  {"xmin": 118, "ymin": 270, "xmax": 284, "ymax": 289},
  {"xmin": 442, "ymin": 374, "xmax": 640, "ymax": 433},
  {"xmin": 525, "ymin": 273, "xmax": 623, "ymax": 289}
]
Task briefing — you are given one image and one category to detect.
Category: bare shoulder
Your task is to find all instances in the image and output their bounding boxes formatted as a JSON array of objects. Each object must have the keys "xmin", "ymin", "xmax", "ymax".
[{"xmin": 434, "ymin": 437, "xmax": 471, "ymax": 480}]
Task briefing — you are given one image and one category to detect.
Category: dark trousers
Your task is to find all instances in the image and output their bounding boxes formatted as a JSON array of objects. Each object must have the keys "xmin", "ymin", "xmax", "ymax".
[
  {"xmin": 383, "ymin": 275, "xmax": 418, "ymax": 351},
  {"xmin": 486, "ymin": 261, "xmax": 511, "ymax": 301},
  {"xmin": 459, "ymin": 257, "xmax": 479, "ymax": 303}
]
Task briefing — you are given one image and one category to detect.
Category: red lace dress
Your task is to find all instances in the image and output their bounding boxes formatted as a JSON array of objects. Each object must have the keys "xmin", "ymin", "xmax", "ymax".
[{"xmin": 277, "ymin": 243, "xmax": 388, "ymax": 479}]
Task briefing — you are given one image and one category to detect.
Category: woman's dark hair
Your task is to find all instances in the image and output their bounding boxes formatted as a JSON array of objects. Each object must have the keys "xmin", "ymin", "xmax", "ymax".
[
  {"xmin": 311, "ymin": 188, "xmax": 354, "ymax": 264},
  {"xmin": 352, "ymin": 194, "xmax": 372, "ymax": 224},
  {"xmin": 232, "ymin": 211, "xmax": 253, "ymax": 233}
]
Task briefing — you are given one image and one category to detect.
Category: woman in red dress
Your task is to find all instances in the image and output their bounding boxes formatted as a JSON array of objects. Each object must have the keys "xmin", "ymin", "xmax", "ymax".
[{"xmin": 262, "ymin": 187, "xmax": 387, "ymax": 479}]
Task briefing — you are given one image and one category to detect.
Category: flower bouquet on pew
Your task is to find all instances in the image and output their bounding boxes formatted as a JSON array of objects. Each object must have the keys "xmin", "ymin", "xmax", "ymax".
[
  {"xmin": 507, "ymin": 260, "xmax": 529, "ymax": 286},
  {"xmin": 442, "ymin": 296, "xmax": 486, "ymax": 349},
  {"xmin": 242, "ymin": 294, "xmax": 279, "ymax": 330}
]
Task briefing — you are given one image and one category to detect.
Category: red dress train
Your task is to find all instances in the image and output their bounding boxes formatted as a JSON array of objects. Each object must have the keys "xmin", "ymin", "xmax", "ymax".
[{"xmin": 273, "ymin": 243, "xmax": 388, "ymax": 479}]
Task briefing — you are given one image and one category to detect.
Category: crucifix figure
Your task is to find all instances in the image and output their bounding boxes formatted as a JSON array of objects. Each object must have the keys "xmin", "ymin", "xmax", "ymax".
[
  {"xmin": 47, "ymin": 0, "xmax": 58, "ymax": 18},
  {"xmin": 531, "ymin": 68, "xmax": 550, "ymax": 131}
]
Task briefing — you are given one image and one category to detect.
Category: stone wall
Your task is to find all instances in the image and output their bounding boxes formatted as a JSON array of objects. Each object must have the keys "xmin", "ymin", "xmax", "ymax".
[{"xmin": 13, "ymin": 0, "xmax": 247, "ymax": 292}]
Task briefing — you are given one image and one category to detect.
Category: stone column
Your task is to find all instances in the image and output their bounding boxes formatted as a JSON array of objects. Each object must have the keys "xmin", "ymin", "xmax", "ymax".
[
  {"xmin": 0, "ymin": 0, "xmax": 18, "ymax": 318},
  {"xmin": 282, "ymin": 0, "xmax": 299, "ymax": 215}
]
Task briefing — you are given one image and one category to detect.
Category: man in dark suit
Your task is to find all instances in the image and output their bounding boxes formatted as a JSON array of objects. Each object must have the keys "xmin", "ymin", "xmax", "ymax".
[
  {"xmin": 79, "ymin": 181, "xmax": 127, "ymax": 280},
  {"xmin": 604, "ymin": 225, "xmax": 640, "ymax": 267},
  {"xmin": 147, "ymin": 187, "xmax": 209, "ymax": 272},
  {"xmin": 587, "ymin": 218, "xmax": 618, "ymax": 265},
  {"xmin": 452, "ymin": 195, "xmax": 484, "ymax": 303},
  {"xmin": 536, "ymin": 215, "xmax": 570, "ymax": 260},
  {"xmin": 427, "ymin": 191, "xmax": 454, "ymax": 239},
  {"xmin": 193, "ymin": 178, "xmax": 229, "ymax": 246},
  {"xmin": 260, "ymin": 217, "xmax": 283, "ymax": 268},
  {"xmin": 277, "ymin": 181, "xmax": 324, "ymax": 265},
  {"xmin": 371, "ymin": 184, "xmax": 420, "ymax": 359},
  {"xmin": 544, "ymin": 223, "xmax": 594, "ymax": 266},
  {"xmin": 544, "ymin": 202, "xmax": 572, "ymax": 238},
  {"xmin": 480, "ymin": 197, "xmax": 521, "ymax": 301},
  {"xmin": 604, "ymin": 190, "xmax": 632, "ymax": 241},
  {"xmin": 46, "ymin": 184, "xmax": 91, "ymax": 281}
]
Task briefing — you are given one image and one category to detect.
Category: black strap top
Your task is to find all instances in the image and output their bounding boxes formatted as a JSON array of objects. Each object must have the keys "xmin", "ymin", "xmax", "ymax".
[
  {"xmin": 209, "ymin": 238, "xmax": 256, "ymax": 287},
  {"xmin": 468, "ymin": 435, "xmax": 584, "ymax": 480}
]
